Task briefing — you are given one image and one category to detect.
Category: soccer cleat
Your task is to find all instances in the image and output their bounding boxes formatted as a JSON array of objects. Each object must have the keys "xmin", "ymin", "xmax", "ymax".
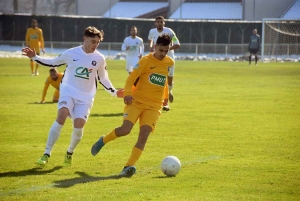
[
  {"xmin": 35, "ymin": 71, "xmax": 39, "ymax": 76},
  {"xmin": 255, "ymin": 64, "xmax": 258, "ymax": 66},
  {"xmin": 91, "ymin": 136, "xmax": 105, "ymax": 156},
  {"xmin": 63, "ymin": 152, "xmax": 73, "ymax": 166},
  {"xmin": 169, "ymin": 93, "xmax": 174, "ymax": 103},
  {"xmin": 37, "ymin": 154, "xmax": 49, "ymax": 166},
  {"xmin": 162, "ymin": 105, "xmax": 170, "ymax": 111},
  {"xmin": 119, "ymin": 166, "xmax": 136, "ymax": 177},
  {"xmin": 31, "ymin": 73, "xmax": 35, "ymax": 76}
]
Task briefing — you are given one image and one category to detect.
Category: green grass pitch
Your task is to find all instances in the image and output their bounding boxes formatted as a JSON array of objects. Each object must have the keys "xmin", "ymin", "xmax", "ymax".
[{"xmin": 0, "ymin": 58, "xmax": 299, "ymax": 200}]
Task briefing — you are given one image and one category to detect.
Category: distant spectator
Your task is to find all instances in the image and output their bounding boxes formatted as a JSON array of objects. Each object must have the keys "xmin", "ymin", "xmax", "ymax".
[
  {"xmin": 248, "ymin": 29, "xmax": 260, "ymax": 66},
  {"xmin": 25, "ymin": 19, "xmax": 45, "ymax": 75}
]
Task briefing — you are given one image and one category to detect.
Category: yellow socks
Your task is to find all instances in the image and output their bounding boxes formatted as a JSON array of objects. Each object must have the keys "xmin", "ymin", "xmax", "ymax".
[
  {"xmin": 103, "ymin": 129, "xmax": 118, "ymax": 144},
  {"xmin": 35, "ymin": 64, "xmax": 39, "ymax": 73},
  {"xmin": 125, "ymin": 146, "xmax": 143, "ymax": 167},
  {"xmin": 30, "ymin": 60, "xmax": 34, "ymax": 74}
]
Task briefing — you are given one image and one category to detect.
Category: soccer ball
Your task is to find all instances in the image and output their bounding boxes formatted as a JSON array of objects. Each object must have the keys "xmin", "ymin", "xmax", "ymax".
[{"xmin": 161, "ymin": 156, "xmax": 181, "ymax": 176}]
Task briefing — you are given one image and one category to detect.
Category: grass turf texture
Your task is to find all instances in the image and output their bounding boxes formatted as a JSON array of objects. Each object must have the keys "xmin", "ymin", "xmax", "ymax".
[{"xmin": 0, "ymin": 58, "xmax": 299, "ymax": 200}]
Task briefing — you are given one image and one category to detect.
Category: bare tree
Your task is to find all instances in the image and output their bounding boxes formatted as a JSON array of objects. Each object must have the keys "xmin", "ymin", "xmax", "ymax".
[
  {"xmin": 46, "ymin": 0, "xmax": 75, "ymax": 15},
  {"xmin": 32, "ymin": 0, "xmax": 37, "ymax": 14},
  {"xmin": 13, "ymin": 0, "xmax": 18, "ymax": 13}
]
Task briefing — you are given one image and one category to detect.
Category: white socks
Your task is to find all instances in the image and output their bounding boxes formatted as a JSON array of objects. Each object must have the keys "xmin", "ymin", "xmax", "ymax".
[
  {"xmin": 67, "ymin": 128, "xmax": 83, "ymax": 154},
  {"xmin": 44, "ymin": 121, "xmax": 63, "ymax": 156}
]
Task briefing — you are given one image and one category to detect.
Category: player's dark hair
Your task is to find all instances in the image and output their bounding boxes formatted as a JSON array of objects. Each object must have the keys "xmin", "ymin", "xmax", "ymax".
[
  {"xmin": 155, "ymin": 16, "xmax": 165, "ymax": 22},
  {"xmin": 156, "ymin": 33, "xmax": 171, "ymax": 46},
  {"xmin": 31, "ymin": 19, "xmax": 37, "ymax": 23},
  {"xmin": 131, "ymin": 26, "xmax": 137, "ymax": 29},
  {"xmin": 84, "ymin": 26, "xmax": 104, "ymax": 41},
  {"xmin": 49, "ymin": 68, "xmax": 57, "ymax": 73}
]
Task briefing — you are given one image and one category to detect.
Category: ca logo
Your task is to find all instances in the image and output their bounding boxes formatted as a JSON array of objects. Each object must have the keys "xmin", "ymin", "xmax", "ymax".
[{"xmin": 75, "ymin": 67, "xmax": 92, "ymax": 80}]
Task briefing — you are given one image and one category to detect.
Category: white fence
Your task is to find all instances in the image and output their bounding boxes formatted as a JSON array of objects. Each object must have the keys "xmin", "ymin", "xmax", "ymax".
[
  {"xmin": 0, "ymin": 40, "xmax": 249, "ymax": 58},
  {"xmin": 2, "ymin": 41, "xmax": 299, "ymax": 61}
]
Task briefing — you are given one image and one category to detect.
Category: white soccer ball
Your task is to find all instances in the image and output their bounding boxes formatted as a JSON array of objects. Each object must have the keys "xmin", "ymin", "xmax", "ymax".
[{"xmin": 161, "ymin": 156, "xmax": 181, "ymax": 176}]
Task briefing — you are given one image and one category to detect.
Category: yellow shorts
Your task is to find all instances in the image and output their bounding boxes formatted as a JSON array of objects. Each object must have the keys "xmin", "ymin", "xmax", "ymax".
[{"xmin": 123, "ymin": 101, "xmax": 161, "ymax": 132}]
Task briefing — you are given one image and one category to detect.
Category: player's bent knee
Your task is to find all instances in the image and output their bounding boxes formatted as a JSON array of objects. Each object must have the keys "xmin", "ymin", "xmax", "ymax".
[
  {"xmin": 117, "ymin": 126, "xmax": 131, "ymax": 136},
  {"xmin": 73, "ymin": 118, "xmax": 86, "ymax": 129}
]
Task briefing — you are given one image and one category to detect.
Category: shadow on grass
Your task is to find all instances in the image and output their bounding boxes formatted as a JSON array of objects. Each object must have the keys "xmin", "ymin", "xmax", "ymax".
[
  {"xmin": 0, "ymin": 75, "xmax": 31, "ymax": 77},
  {"xmin": 27, "ymin": 102, "xmax": 57, "ymax": 104},
  {"xmin": 53, "ymin": 171, "xmax": 124, "ymax": 188},
  {"xmin": 153, "ymin": 175, "xmax": 176, "ymax": 179},
  {"xmin": 0, "ymin": 166, "xmax": 63, "ymax": 177},
  {"xmin": 89, "ymin": 113, "xmax": 123, "ymax": 117}
]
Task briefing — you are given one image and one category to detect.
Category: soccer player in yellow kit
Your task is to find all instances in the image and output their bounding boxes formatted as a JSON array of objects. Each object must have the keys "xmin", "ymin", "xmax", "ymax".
[
  {"xmin": 25, "ymin": 19, "xmax": 45, "ymax": 76},
  {"xmin": 39, "ymin": 68, "xmax": 63, "ymax": 103},
  {"xmin": 91, "ymin": 34, "xmax": 174, "ymax": 176}
]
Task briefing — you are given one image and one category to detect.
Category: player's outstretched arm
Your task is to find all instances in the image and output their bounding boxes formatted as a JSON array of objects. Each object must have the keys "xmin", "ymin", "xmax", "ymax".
[{"xmin": 22, "ymin": 48, "xmax": 66, "ymax": 68}]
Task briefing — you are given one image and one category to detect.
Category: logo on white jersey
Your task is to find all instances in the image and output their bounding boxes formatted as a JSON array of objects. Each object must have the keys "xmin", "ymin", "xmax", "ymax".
[
  {"xmin": 75, "ymin": 67, "xmax": 92, "ymax": 80},
  {"xmin": 92, "ymin": 61, "xmax": 97, "ymax": 66}
]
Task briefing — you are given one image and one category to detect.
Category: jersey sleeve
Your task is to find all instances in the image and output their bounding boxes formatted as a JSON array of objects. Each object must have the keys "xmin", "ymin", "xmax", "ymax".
[
  {"xmin": 97, "ymin": 59, "xmax": 117, "ymax": 96},
  {"xmin": 163, "ymin": 82, "xmax": 168, "ymax": 100},
  {"xmin": 121, "ymin": 37, "xmax": 127, "ymax": 51},
  {"xmin": 169, "ymin": 29, "xmax": 180, "ymax": 45},
  {"xmin": 123, "ymin": 59, "xmax": 145, "ymax": 97},
  {"xmin": 148, "ymin": 29, "xmax": 153, "ymax": 40},
  {"xmin": 41, "ymin": 76, "xmax": 51, "ymax": 101},
  {"xmin": 39, "ymin": 29, "xmax": 45, "ymax": 49},
  {"xmin": 140, "ymin": 40, "xmax": 144, "ymax": 55},
  {"xmin": 32, "ymin": 51, "xmax": 68, "ymax": 67},
  {"xmin": 25, "ymin": 29, "xmax": 30, "ymax": 47}
]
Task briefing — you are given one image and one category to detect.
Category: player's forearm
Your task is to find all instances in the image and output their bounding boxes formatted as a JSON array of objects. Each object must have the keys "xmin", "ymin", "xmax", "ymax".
[
  {"xmin": 99, "ymin": 77, "xmax": 117, "ymax": 96},
  {"xmin": 170, "ymin": 44, "xmax": 180, "ymax": 50},
  {"xmin": 148, "ymin": 40, "xmax": 152, "ymax": 47},
  {"xmin": 123, "ymin": 79, "xmax": 134, "ymax": 97},
  {"xmin": 148, "ymin": 40, "xmax": 154, "ymax": 52},
  {"xmin": 41, "ymin": 90, "xmax": 47, "ymax": 101},
  {"xmin": 40, "ymin": 39, "xmax": 45, "ymax": 49},
  {"xmin": 32, "ymin": 55, "xmax": 65, "ymax": 68}
]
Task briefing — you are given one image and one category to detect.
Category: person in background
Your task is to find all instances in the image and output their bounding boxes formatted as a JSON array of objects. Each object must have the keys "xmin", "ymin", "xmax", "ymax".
[
  {"xmin": 121, "ymin": 26, "xmax": 144, "ymax": 74},
  {"xmin": 25, "ymin": 19, "xmax": 45, "ymax": 75},
  {"xmin": 248, "ymin": 29, "xmax": 260, "ymax": 66}
]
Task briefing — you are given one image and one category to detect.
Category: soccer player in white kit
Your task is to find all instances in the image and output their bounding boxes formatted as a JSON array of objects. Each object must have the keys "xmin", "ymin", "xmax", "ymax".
[
  {"xmin": 22, "ymin": 26, "xmax": 122, "ymax": 167},
  {"xmin": 121, "ymin": 26, "xmax": 144, "ymax": 74},
  {"xmin": 148, "ymin": 16, "xmax": 180, "ymax": 111}
]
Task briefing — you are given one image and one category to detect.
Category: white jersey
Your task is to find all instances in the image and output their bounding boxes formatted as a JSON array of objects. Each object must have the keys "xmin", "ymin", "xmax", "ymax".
[
  {"xmin": 148, "ymin": 27, "xmax": 180, "ymax": 59},
  {"xmin": 121, "ymin": 36, "xmax": 144, "ymax": 59},
  {"xmin": 32, "ymin": 46, "xmax": 117, "ymax": 103}
]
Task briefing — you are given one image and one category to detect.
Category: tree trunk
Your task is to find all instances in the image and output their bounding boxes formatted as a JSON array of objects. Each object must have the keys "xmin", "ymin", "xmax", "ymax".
[{"xmin": 13, "ymin": 0, "xmax": 18, "ymax": 13}]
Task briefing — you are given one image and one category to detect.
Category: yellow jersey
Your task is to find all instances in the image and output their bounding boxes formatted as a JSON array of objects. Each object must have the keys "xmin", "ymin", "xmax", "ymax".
[
  {"xmin": 124, "ymin": 53, "xmax": 174, "ymax": 109},
  {"xmin": 25, "ymin": 27, "xmax": 44, "ymax": 53},
  {"xmin": 41, "ymin": 73, "xmax": 63, "ymax": 101}
]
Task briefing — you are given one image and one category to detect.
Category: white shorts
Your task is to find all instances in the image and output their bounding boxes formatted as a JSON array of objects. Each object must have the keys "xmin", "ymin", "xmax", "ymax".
[
  {"xmin": 58, "ymin": 96, "xmax": 93, "ymax": 122},
  {"xmin": 126, "ymin": 57, "xmax": 139, "ymax": 73}
]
